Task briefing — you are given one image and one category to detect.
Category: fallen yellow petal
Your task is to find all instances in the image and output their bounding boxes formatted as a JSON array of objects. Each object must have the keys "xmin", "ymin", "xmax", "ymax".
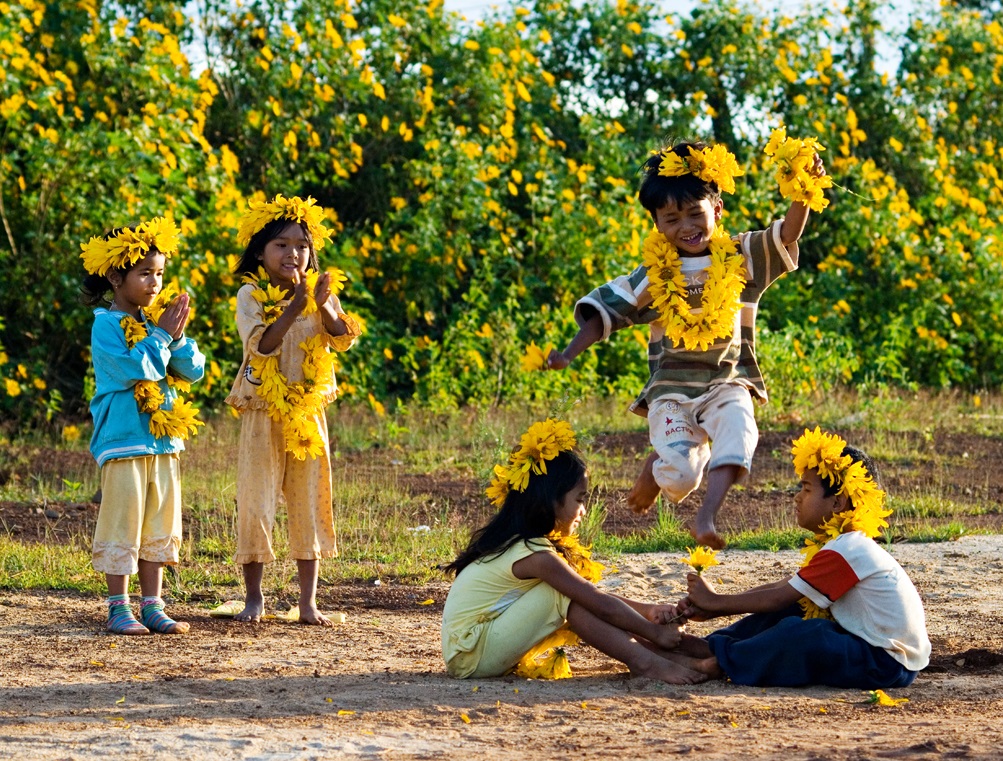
[
  {"xmin": 90, "ymin": 660, "xmax": 104, "ymax": 667},
  {"xmin": 115, "ymin": 697, "xmax": 125, "ymax": 705},
  {"xmin": 337, "ymin": 710, "xmax": 355, "ymax": 716},
  {"xmin": 460, "ymin": 713, "xmax": 471, "ymax": 724},
  {"xmin": 418, "ymin": 599, "xmax": 435, "ymax": 605}
]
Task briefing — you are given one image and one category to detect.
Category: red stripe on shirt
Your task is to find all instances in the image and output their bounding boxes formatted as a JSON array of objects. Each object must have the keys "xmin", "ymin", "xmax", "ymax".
[{"xmin": 797, "ymin": 548, "xmax": 860, "ymax": 602}]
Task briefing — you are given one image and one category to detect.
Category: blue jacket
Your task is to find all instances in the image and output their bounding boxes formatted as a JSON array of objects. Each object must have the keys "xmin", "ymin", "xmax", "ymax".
[{"xmin": 89, "ymin": 307, "xmax": 205, "ymax": 467}]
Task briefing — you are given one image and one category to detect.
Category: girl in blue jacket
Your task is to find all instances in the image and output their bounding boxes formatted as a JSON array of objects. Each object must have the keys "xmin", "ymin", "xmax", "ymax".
[{"xmin": 81, "ymin": 218, "xmax": 205, "ymax": 635}]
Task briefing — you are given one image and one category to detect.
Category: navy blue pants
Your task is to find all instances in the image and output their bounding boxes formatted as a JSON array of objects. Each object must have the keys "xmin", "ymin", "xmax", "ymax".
[{"xmin": 705, "ymin": 604, "xmax": 917, "ymax": 688}]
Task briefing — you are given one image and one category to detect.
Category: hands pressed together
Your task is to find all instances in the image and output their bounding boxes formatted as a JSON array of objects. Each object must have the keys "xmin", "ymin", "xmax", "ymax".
[{"xmin": 157, "ymin": 293, "xmax": 191, "ymax": 340}]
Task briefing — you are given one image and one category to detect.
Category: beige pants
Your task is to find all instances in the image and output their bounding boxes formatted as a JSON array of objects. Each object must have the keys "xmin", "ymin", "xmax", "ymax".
[
  {"xmin": 92, "ymin": 454, "xmax": 182, "ymax": 575},
  {"xmin": 647, "ymin": 383, "xmax": 758, "ymax": 503},
  {"xmin": 235, "ymin": 409, "xmax": 337, "ymax": 564}
]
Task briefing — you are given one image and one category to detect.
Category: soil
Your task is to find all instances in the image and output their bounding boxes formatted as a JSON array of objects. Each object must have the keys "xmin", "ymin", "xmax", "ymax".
[{"xmin": 1, "ymin": 429, "xmax": 1002, "ymax": 759}]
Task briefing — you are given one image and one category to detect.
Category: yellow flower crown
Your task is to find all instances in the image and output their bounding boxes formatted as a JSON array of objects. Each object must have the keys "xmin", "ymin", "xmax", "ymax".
[
  {"xmin": 656, "ymin": 143, "xmax": 745, "ymax": 195},
  {"xmin": 791, "ymin": 426, "xmax": 892, "ymax": 542},
  {"xmin": 236, "ymin": 194, "xmax": 334, "ymax": 251},
  {"xmin": 80, "ymin": 217, "xmax": 179, "ymax": 276},
  {"xmin": 486, "ymin": 419, "xmax": 577, "ymax": 507}
]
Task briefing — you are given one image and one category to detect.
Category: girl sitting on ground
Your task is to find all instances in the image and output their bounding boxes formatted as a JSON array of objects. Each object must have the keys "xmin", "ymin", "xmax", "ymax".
[{"xmin": 440, "ymin": 419, "xmax": 706, "ymax": 684}]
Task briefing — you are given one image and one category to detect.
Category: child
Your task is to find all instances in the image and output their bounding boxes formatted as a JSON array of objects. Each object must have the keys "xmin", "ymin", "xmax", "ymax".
[
  {"xmin": 441, "ymin": 419, "xmax": 706, "ymax": 684},
  {"xmin": 548, "ymin": 141, "xmax": 826, "ymax": 549},
  {"xmin": 226, "ymin": 194, "xmax": 361, "ymax": 626},
  {"xmin": 670, "ymin": 428, "xmax": 931, "ymax": 688},
  {"xmin": 81, "ymin": 217, "xmax": 205, "ymax": 635}
]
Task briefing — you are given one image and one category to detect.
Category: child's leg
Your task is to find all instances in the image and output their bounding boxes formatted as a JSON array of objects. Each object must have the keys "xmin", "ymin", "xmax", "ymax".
[
  {"xmin": 105, "ymin": 574, "xmax": 149, "ymax": 635},
  {"xmin": 236, "ymin": 562, "xmax": 265, "ymax": 622},
  {"xmin": 641, "ymin": 398, "xmax": 711, "ymax": 516},
  {"xmin": 136, "ymin": 559, "xmax": 189, "ymax": 634},
  {"xmin": 626, "ymin": 452, "xmax": 660, "ymax": 514},
  {"xmin": 690, "ymin": 464, "xmax": 741, "ymax": 550},
  {"xmin": 296, "ymin": 558, "xmax": 332, "ymax": 626},
  {"xmin": 690, "ymin": 385, "xmax": 758, "ymax": 549},
  {"xmin": 566, "ymin": 602, "xmax": 706, "ymax": 684},
  {"xmin": 234, "ymin": 412, "xmax": 283, "ymax": 623}
]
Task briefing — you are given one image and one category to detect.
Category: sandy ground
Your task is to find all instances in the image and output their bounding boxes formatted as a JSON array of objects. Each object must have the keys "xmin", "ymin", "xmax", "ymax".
[{"xmin": 2, "ymin": 535, "xmax": 1002, "ymax": 760}]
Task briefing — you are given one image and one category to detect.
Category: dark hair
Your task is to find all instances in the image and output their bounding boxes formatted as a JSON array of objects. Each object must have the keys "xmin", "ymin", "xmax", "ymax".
[
  {"xmin": 638, "ymin": 140, "xmax": 723, "ymax": 218},
  {"xmin": 80, "ymin": 225, "xmax": 160, "ymax": 307},
  {"xmin": 821, "ymin": 445, "xmax": 882, "ymax": 507},
  {"xmin": 443, "ymin": 450, "xmax": 588, "ymax": 577},
  {"xmin": 233, "ymin": 218, "xmax": 319, "ymax": 276}
]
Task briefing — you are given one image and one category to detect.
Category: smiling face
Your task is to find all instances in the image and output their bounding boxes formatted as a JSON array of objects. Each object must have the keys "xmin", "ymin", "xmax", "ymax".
[
  {"xmin": 653, "ymin": 196, "xmax": 724, "ymax": 255},
  {"xmin": 258, "ymin": 222, "xmax": 312, "ymax": 292},
  {"xmin": 109, "ymin": 251, "xmax": 166, "ymax": 318},
  {"xmin": 794, "ymin": 468, "xmax": 847, "ymax": 532},
  {"xmin": 553, "ymin": 474, "xmax": 589, "ymax": 536}
]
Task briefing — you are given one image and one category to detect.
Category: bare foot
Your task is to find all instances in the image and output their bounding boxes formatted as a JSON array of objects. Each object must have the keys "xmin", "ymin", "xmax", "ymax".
[
  {"xmin": 298, "ymin": 603, "xmax": 334, "ymax": 627},
  {"xmin": 687, "ymin": 516, "xmax": 726, "ymax": 550},
  {"xmin": 633, "ymin": 656, "xmax": 708, "ymax": 685},
  {"xmin": 235, "ymin": 596, "xmax": 264, "ymax": 623},
  {"xmin": 626, "ymin": 452, "xmax": 660, "ymax": 514}
]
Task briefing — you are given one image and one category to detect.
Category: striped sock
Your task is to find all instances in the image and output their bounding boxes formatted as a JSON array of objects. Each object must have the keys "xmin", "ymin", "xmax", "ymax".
[
  {"xmin": 140, "ymin": 596, "xmax": 190, "ymax": 634},
  {"xmin": 107, "ymin": 595, "xmax": 150, "ymax": 635}
]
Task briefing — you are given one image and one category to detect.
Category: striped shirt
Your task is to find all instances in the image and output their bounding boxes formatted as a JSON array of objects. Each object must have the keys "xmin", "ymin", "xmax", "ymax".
[{"xmin": 574, "ymin": 220, "xmax": 797, "ymax": 414}]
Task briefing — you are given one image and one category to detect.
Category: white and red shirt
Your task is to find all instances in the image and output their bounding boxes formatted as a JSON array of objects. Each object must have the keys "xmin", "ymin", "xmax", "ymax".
[{"xmin": 788, "ymin": 531, "xmax": 931, "ymax": 671}]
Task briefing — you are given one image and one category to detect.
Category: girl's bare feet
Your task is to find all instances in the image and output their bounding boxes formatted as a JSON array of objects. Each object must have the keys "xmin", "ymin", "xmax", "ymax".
[
  {"xmin": 235, "ymin": 595, "xmax": 264, "ymax": 623},
  {"xmin": 632, "ymin": 654, "xmax": 708, "ymax": 685},
  {"xmin": 298, "ymin": 602, "xmax": 334, "ymax": 627}
]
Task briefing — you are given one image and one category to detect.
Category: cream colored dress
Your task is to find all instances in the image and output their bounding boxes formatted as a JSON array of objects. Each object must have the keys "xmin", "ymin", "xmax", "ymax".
[{"xmin": 225, "ymin": 284, "xmax": 360, "ymax": 564}]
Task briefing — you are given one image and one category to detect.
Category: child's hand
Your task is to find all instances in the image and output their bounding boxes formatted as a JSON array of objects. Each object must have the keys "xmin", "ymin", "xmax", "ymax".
[
  {"xmin": 287, "ymin": 270, "xmax": 310, "ymax": 315},
  {"xmin": 647, "ymin": 603, "xmax": 683, "ymax": 625},
  {"xmin": 809, "ymin": 153, "xmax": 826, "ymax": 178},
  {"xmin": 675, "ymin": 595, "xmax": 713, "ymax": 622},
  {"xmin": 156, "ymin": 292, "xmax": 190, "ymax": 340},
  {"xmin": 547, "ymin": 349, "xmax": 570, "ymax": 370},
  {"xmin": 314, "ymin": 271, "xmax": 332, "ymax": 308}
]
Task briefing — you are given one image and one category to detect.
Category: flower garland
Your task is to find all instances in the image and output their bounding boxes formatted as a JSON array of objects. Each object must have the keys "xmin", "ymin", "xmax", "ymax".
[
  {"xmin": 236, "ymin": 194, "xmax": 334, "ymax": 251},
  {"xmin": 656, "ymin": 143, "xmax": 745, "ymax": 194},
  {"xmin": 763, "ymin": 127, "xmax": 833, "ymax": 212},
  {"xmin": 486, "ymin": 418, "xmax": 577, "ymax": 507},
  {"xmin": 121, "ymin": 284, "xmax": 204, "ymax": 441},
  {"xmin": 80, "ymin": 217, "xmax": 179, "ymax": 276},
  {"xmin": 642, "ymin": 225, "xmax": 747, "ymax": 352},
  {"xmin": 242, "ymin": 267, "xmax": 347, "ymax": 461},
  {"xmin": 791, "ymin": 427, "xmax": 892, "ymax": 619}
]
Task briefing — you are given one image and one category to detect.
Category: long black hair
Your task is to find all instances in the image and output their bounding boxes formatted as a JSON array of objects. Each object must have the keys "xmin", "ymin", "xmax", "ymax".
[
  {"xmin": 233, "ymin": 218, "xmax": 319, "ymax": 276},
  {"xmin": 444, "ymin": 450, "xmax": 587, "ymax": 577}
]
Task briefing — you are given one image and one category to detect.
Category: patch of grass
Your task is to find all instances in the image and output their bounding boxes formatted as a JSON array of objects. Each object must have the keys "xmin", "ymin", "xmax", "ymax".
[{"xmin": 1, "ymin": 390, "xmax": 1001, "ymax": 594}]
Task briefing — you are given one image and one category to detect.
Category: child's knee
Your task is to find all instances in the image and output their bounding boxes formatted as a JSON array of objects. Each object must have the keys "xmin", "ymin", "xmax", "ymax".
[{"xmin": 652, "ymin": 457, "xmax": 703, "ymax": 503}]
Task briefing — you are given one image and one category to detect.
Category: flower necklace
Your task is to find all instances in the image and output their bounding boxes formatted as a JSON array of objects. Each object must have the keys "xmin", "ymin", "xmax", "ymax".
[
  {"xmin": 120, "ymin": 284, "xmax": 204, "ymax": 441},
  {"xmin": 642, "ymin": 225, "xmax": 747, "ymax": 352},
  {"xmin": 243, "ymin": 267, "xmax": 342, "ymax": 461}
]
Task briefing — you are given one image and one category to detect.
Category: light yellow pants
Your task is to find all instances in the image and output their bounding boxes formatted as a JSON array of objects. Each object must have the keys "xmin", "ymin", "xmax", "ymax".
[
  {"xmin": 92, "ymin": 453, "xmax": 182, "ymax": 576},
  {"xmin": 234, "ymin": 409, "xmax": 337, "ymax": 564}
]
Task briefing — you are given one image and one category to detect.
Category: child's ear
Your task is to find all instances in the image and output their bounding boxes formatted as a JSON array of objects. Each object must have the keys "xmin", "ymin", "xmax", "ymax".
[{"xmin": 713, "ymin": 198, "xmax": 724, "ymax": 221}]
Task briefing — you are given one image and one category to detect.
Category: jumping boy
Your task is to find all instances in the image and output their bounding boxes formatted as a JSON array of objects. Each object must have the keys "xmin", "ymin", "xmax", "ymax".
[
  {"xmin": 548, "ymin": 141, "xmax": 825, "ymax": 548},
  {"xmin": 668, "ymin": 428, "xmax": 930, "ymax": 688}
]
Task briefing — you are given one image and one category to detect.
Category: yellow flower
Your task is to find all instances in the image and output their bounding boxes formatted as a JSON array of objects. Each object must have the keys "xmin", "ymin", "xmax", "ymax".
[
  {"xmin": 514, "ymin": 627, "xmax": 579, "ymax": 679},
  {"xmin": 763, "ymin": 127, "xmax": 833, "ymax": 212},
  {"xmin": 236, "ymin": 194, "xmax": 334, "ymax": 251},
  {"xmin": 868, "ymin": 690, "xmax": 909, "ymax": 707},
  {"xmin": 133, "ymin": 380, "xmax": 166, "ymax": 413},
  {"xmin": 61, "ymin": 425, "xmax": 81, "ymax": 443},
  {"xmin": 80, "ymin": 217, "xmax": 180, "ymax": 276},
  {"xmin": 657, "ymin": 144, "xmax": 744, "ymax": 194},
  {"xmin": 520, "ymin": 341, "xmax": 553, "ymax": 372},
  {"xmin": 681, "ymin": 546, "xmax": 720, "ymax": 575}
]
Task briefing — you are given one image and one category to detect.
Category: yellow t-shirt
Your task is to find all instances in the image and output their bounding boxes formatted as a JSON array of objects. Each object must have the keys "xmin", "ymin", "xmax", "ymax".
[{"xmin": 441, "ymin": 538, "xmax": 570, "ymax": 677}]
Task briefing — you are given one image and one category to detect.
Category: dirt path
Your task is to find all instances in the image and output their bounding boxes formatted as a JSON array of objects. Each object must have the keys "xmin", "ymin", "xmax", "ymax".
[{"xmin": 2, "ymin": 535, "xmax": 1002, "ymax": 760}]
